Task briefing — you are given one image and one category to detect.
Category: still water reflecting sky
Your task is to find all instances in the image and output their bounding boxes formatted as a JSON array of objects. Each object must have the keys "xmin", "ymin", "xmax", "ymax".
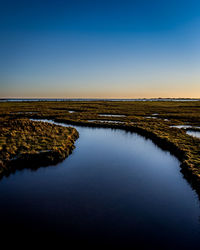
[{"xmin": 0, "ymin": 125, "xmax": 199, "ymax": 248}]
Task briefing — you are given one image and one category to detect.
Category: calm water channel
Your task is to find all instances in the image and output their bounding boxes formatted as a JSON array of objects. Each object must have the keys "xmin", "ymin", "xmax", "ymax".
[{"xmin": 0, "ymin": 121, "xmax": 200, "ymax": 248}]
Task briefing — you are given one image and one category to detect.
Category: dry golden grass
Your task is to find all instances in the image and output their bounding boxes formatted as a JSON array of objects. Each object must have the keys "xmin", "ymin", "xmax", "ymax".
[
  {"xmin": 0, "ymin": 117, "xmax": 78, "ymax": 175},
  {"xmin": 0, "ymin": 100, "xmax": 200, "ymax": 188}
]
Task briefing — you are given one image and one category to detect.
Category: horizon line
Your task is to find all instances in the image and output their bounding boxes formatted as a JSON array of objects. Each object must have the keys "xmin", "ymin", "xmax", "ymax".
[{"xmin": 1, "ymin": 97, "xmax": 200, "ymax": 100}]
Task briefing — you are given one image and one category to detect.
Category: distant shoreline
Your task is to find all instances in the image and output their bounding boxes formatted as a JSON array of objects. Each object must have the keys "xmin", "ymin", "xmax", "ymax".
[{"xmin": 1, "ymin": 98, "xmax": 200, "ymax": 102}]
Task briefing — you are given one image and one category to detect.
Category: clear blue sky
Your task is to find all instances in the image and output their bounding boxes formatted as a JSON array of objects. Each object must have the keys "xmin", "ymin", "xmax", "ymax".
[{"xmin": 1, "ymin": 0, "xmax": 200, "ymax": 98}]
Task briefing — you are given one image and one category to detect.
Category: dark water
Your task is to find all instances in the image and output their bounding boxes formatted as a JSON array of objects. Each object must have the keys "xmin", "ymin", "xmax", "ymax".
[{"xmin": 0, "ymin": 123, "xmax": 200, "ymax": 248}]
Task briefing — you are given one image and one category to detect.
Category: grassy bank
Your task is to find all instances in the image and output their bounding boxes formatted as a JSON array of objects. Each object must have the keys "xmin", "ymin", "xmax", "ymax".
[
  {"xmin": 0, "ymin": 117, "xmax": 79, "ymax": 177},
  {"xmin": 0, "ymin": 100, "xmax": 200, "ymax": 192}
]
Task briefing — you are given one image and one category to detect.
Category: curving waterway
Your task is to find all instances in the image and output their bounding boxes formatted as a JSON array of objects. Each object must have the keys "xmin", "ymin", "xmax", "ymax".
[{"xmin": 0, "ymin": 120, "xmax": 200, "ymax": 248}]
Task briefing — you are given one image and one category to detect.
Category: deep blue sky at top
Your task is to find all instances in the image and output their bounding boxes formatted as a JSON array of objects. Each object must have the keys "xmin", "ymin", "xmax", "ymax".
[{"xmin": 1, "ymin": 0, "xmax": 200, "ymax": 98}]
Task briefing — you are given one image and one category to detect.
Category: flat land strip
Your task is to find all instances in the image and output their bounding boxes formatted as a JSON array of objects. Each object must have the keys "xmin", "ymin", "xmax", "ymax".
[{"xmin": 0, "ymin": 100, "xmax": 200, "ymax": 191}]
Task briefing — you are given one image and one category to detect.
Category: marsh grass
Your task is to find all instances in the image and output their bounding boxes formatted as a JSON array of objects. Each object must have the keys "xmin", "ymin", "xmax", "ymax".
[
  {"xmin": 0, "ymin": 117, "xmax": 78, "ymax": 176},
  {"xmin": 0, "ymin": 100, "xmax": 200, "ymax": 189}
]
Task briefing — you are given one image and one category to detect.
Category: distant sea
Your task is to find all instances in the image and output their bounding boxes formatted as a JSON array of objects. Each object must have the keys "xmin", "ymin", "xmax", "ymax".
[{"xmin": 0, "ymin": 98, "xmax": 200, "ymax": 102}]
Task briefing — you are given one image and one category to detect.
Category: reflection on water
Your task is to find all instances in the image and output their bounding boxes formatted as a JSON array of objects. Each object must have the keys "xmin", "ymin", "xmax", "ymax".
[
  {"xmin": 0, "ymin": 121, "xmax": 200, "ymax": 248},
  {"xmin": 187, "ymin": 130, "xmax": 200, "ymax": 139},
  {"xmin": 87, "ymin": 119, "xmax": 124, "ymax": 124},
  {"xmin": 145, "ymin": 116, "xmax": 158, "ymax": 119},
  {"xmin": 98, "ymin": 114, "xmax": 125, "ymax": 117},
  {"xmin": 11, "ymin": 111, "xmax": 38, "ymax": 114},
  {"xmin": 171, "ymin": 125, "xmax": 200, "ymax": 129}
]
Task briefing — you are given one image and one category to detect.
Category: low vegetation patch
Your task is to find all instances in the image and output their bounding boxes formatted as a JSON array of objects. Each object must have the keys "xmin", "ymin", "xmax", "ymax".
[
  {"xmin": 0, "ymin": 118, "xmax": 79, "ymax": 176},
  {"xmin": 0, "ymin": 100, "xmax": 200, "ymax": 193}
]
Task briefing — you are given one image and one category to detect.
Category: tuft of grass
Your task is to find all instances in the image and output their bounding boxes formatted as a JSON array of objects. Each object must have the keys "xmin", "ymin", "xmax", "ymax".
[{"xmin": 0, "ymin": 117, "xmax": 78, "ymax": 176}]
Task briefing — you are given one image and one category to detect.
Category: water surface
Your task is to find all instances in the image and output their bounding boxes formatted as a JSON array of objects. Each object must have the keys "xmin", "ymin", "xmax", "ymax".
[
  {"xmin": 99, "ymin": 114, "xmax": 125, "ymax": 117},
  {"xmin": 87, "ymin": 119, "xmax": 124, "ymax": 124},
  {"xmin": 171, "ymin": 125, "xmax": 200, "ymax": 129},
  {"xmin": 187, "ymin": 130, "xmax": 200, "ymax": 139},
  {"xmin": 0, "ymin": 122, "xmax": 200, "ymax": 248}
]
